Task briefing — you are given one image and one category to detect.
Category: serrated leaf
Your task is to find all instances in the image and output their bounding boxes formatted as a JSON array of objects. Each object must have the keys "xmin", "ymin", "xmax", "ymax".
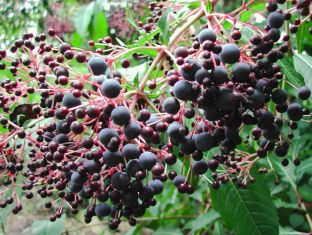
[
  {"xmin": 293, "ymin": 53, "xmax": 312, "ymax": 90},
  {"xmin": 278, "ymin": 56, "xmax": 304, "ymax": 88},
  {"xmin": 210, "ymin": 168, "xmax": 279, "ymax": 235},
  {"xmin": 73, "ymin": 2, "xmax": 95, "ymax": 38},
  {"xmin": 31, "ymin": 215, "xmax": 65, "ymax": 235},
  {"xmin": 158, "ymin": 7, "xmax": 172, "ymax": 44}
]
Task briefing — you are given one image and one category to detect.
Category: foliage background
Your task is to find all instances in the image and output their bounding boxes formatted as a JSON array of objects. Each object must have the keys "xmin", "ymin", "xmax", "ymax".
[{"xmin": 0, "ymin": 0, "xmax": 311, "ymax": 234}]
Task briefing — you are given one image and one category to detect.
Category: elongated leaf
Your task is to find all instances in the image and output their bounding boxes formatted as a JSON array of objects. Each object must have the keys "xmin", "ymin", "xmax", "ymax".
[
  {"xmin": 210, "ymin": 169, "xmax": 279, "ymax": 235},
  {"xmin": 184, "ymin": 209, "xmax": 220, "ymax": 233},
  {"xmin": 274, "ymin": 198, "xmax": 303, "ymax": 210},
  {"xmin": 134, "ymin": 73, "xmax": 139, "ymax": 88},
  {"xmin": 206, "ymin": 1, "xmax": 212, "ymax": 13},
  {"xmin": 154, "ymin": 225, "xmax": 182, "ymax": 235},
  {"xmin": 120, "ymin": 48, "xmax": 158, "ymax": 59},
  {"xmin": 73, "ymin": 2, "xmax": 95, "ymax": 38},
  {"xmin": 70, "ymin": 32, "xmax": 83, "ymax": 47},
  {"xmin": 296, "ymin": 158, "xmax": 312, "ymax": 180},
  {"xmin": 278, "ymin": 56, "xmax": 304, "ymax": 88},
  {"xmin": 240, "ymin": 2, "xmax": 265, "ymax": 22},
  {"xmin": 146, "ymin": 93, "xmax": 164, "ymax": 99},
  {"xmin": 90, "ymin": 12, "xmax": 108, "ymax": 41},
  {"xmin": 128, "ymin": 29, "xmax": 161, "ymax": 47},
  {"xmin": 32, "ymin": 215, "xmax": 65, "ymax": 235},
  {"xmin": 296, "ymin": 21, "xmax": 312, "ymax": 53},
  {"xmin": 158, "ymin": 7, "xmax": 172, "ymax": 44},
  {"xmin": 293, "ymin": 53, "xmax": 312, "ymax": 90},
  {"xmin": 126, "ymin": 0, "xmax": 138, "ymax": 30}
]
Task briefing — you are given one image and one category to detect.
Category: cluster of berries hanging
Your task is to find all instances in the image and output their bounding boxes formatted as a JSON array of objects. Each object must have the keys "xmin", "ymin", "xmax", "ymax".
[{"xmin": 0, "ymin": 0, "xmax": 311, "ymax": 230}]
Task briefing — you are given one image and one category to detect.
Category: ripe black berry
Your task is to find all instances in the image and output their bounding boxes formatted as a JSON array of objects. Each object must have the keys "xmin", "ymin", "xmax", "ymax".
[
  {"xmin": 138, "ymin": 152, "xmax": 157, "ymax": 170},
  {"xmin": 297, "ymin": 86, "xmax": 311, "ymax": 100},
  {"xmin": 111, "ymin": 172, "xmax": 130, "ymax": 190},
  {"xmin": 232, "ymin": 63, "xmax": 251, "ymax": 83},
  {"xmin": 267, "ymin": 12, "xmax": 285, "ymax": 29},
  {"xmin": 101, "ymin": 79, "xmax": 121, "ymax": 98},
  {"xmin": 62, "ymin": 93, "xmax": 81, "ymax": 108},
  {"xmin": 198, "ymin": 28, "xmax": 217, "ymax": 44},
  {"xmin": 122, "ymin": 144, "xmax": 141, "ymax": 160},
  {"xmin": 220, "ymin": 44, "xmax": 240, "ymax": 64},
  {"xmin": 172, "ymin": 80, "xmax": 193, "ymax": 101},
  {"xmin": 287, "ymin": 103, "xmax": 303, "ymax": 121},
  {"xmin": 163, "ymin": 97, "xmax": 180, "ymax": 114},
  {"xmin": 88, "ymin": 57, "xmax": 107, "ymax": 75},
  {"xmin": 192, "ymin": 160, "xmax": 208, "ymax": 175},
  {"xmin": 111, "ymin": 106, "xmax": 131, "ymax": 126}
]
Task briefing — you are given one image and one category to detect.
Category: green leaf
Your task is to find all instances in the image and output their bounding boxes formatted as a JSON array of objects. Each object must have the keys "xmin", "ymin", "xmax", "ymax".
[
  {"xmin": 73, "ymin": 2, "xmax": 95, "ymax": 38},
  {"xmin": 0, "ymin": 125, "xmax": 8, "ymax": 133},
  {"xmin": 70, "ymin": 32, "xmax": 84, "ymax": 47},
  {"xmin": 158, "ymin": 7, "xmax": 172, "ymax": 44},
  {"xmin": 184, "ymin": 209, "xmax": 220, "ymax": 233},
  {"xmin": 146, "ymin": 93, "xmax": 164, "ymax": 99},
  {"xmin": 121, "ymin": 47, "xmax": 158, "ymax": 58},
  {"xmin": 210, "ymin": 168, "xmax": 279, "ymax": 235},
  {"xmin": 240, "ymin": 11, "xmax": 253, "ymax": 22},
  {"xmin": 240, "ymin": 26, "xmax": 255, "ymax": 43},
  {"xmin": 274, "ymin": 198, "xmax": 303, "ymax": 210},
  {"xmin": 296, "ymin": 157, "xmax": 312, "ymax": 179},
  {"xmin": 126, "ymin": 0, "xmax": 138, "ymax": 30},
  {"xmin": 249, "ymin": 1, "xmax": 266, "ymax": 11},
  {"xmin": 134, "ymin": 73, "xmax": 139, "ymax": 88},
  {"xmin": 212, "ymin": 221, "xmax": 225, "ymax": 235},
  {"xmin": 278, "ymin": 56, "xmax": 304, "ymax": 88},
  {"xmin": 154, "ymin": 225, "xmax": 182, "ymax": 235},
  {"xmin": 222, "ymin": 20, "xmax": 233, "ymax": 30},
  {"xmin": 293, "ymin": 53, "xmax": 312, "ymax": 90},
  {"xmin": 128, "ymin": 29, "xmax": 161, "ymax": 47},
  {"xmin": 90, "ymin": 11, "xmax": 108, "ymax": 41},
  {"xmin": 206, "ymin": 1, "xmax": 212, "ymax": 13},
  {"xmin": 296, "ymin": 21, "xmax": 312, "ymax": 53},
  {"xmin": 0, "ymin": 177, "xmax": 23, "ymax": 225},
  {"xmin": 188, "ymin": 1, "xmax": 201, "ymax": 9},
  {"xmin": 279, "ymin": 226, "xmax": 301, "ymax": 235},
  {"xmin": 31, "ymin": 215, "xmax": 65, "ymax": 235},
  {"xmin": 115, "ymin": 37, "xmax": 126, "ymax": 46}
]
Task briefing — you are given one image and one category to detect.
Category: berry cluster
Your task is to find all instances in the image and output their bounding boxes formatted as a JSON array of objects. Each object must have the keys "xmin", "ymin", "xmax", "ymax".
[{"xmin": 0, "ymin": 0, "xmax": 311, "ymax": 230}]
